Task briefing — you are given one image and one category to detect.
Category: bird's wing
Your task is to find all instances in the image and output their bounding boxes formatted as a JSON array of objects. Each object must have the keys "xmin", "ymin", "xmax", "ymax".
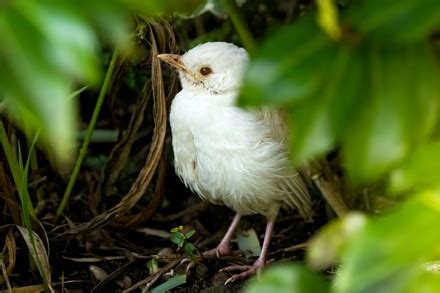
[{"xmin": 255, "ymin": 108, "xmax": 313, "ymax": 220}]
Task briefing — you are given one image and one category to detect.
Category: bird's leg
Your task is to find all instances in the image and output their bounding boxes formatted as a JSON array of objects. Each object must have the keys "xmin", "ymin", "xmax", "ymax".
[
  {"xmin": 203, "ymin": 213, "xmax": 241, "ymax": 257},
  {"xmin": 222, "ymin": 218, "xmax": 275, "ymax": 284}
]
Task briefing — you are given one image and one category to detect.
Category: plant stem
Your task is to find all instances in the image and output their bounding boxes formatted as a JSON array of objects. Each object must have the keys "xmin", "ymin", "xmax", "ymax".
[
  {"xmin": 221, "ymin": 0, "xmax": 256, "ymax": 55},
  {"xmin": 0, "ymin": 120, "xmax": 21, "ymax": 187},
  {"xmin": 24, "ymin": 123, "xmax": 39, "ymax": 171},
  {"xmin": 56, "ymin": 50, "xmax": 118, "ymax": 216},
  {"xmin": 0, "ymin": 120, "xmax": 36, "ymax": 218}
]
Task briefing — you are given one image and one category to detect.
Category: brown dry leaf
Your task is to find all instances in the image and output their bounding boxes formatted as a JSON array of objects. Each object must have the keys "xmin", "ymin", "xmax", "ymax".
[
  {"xmin": 306, "ymin": 158, "xmax": 349, "ymax": 217},
  {"xmin": 3, "ymin": 229, "xmax": 16, "ymax": 275},
  {"xmin": 58, "ymin": 19, "xmax": 175, "ymax": 237},
  {"xmin": 100, "ymin": 79, "xmax": 151, "ymax": 198},
  {"xmin": 118, "ymin": 148, "xmax": 168, "ymax": 227},
  {"xmin": 101, "ymin": 18, "xmax": 177, "ymax": 199},
  {"xmin": 16, "ymin": 226, "xmax": 52, "ymax": 291},
  {"xmin": 63, "ymin": 255, "xmax": 126, "ymax": 263},
  {"xmin": 0, "ymin": 163, "xmax": 21, "ymax": 225},
  {"xmin": 90, "ymin": 265, "xmax": 109, "ymax": 282}
]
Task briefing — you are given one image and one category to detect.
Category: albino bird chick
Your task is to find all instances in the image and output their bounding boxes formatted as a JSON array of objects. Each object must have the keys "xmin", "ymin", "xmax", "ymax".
[{"xmin": 158, "ymin": 42, "xmax": 312, "ymax": 283}]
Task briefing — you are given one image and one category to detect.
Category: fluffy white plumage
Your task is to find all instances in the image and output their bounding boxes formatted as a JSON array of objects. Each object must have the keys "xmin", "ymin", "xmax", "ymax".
[{"xmin": 166, "ymin": 42, "xmax": 312, "ymax": 220}]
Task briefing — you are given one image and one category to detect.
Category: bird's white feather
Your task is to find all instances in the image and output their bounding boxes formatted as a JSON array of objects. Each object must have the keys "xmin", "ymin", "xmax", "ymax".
[{"xmin": 169, "ymin": 42, "xmax": 312, "ymax": 220}]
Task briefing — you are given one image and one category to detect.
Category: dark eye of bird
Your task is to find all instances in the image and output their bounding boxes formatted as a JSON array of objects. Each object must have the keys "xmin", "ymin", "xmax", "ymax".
[{"xmin": 199, "ymin": 66, "xmax": 212, "ymax": 76}]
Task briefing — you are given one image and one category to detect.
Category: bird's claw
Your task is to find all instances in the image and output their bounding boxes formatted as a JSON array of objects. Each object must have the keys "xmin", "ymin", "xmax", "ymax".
[
  {"xmin": 222, "ymin": 260, "xmax": 265, "ymax": 285},
  {"xmin": 181, "ymin": 244, "xmax": 239, "ymax": 274},
  {"xmin": 202, "ymin": 243, "xmax": 231, "ymax": 258}
]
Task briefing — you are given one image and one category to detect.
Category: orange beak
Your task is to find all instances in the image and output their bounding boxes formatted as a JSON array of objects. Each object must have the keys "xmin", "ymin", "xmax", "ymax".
[{"xmin": 157, "ymin": 54, "xmax": 191, "ymax": 75}]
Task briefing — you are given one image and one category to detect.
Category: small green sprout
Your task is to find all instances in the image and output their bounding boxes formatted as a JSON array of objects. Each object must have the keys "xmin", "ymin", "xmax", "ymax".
[
  {"xmin": 146, "ymin": 258, "xmax": 159, "ymax": 275},
  {"xmin": 170, "ymin": 226, "xmax": 198, "ymax": 259}
]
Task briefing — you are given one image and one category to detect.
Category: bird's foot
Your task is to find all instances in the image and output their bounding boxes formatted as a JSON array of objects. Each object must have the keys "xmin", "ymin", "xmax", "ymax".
[
  {"xmin": 222, "ymin": 259, "xmax": 265, "ymax": 285},
  {"xmin": 183, "ymin": 244, "xmax": 240, "ymax": 273},
  {"xmin": 182, "ymin": 245, "xmax": 230, "ymax": 272},
  {"xmin": 202, "ymin": 243, "xmax": 231, "ymax": 258}
]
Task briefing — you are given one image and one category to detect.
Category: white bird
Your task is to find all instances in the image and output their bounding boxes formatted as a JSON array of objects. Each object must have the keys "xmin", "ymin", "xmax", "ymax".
[{"xmin": 158, "ymin": 42, "xmax": 312, "ymax": 283}]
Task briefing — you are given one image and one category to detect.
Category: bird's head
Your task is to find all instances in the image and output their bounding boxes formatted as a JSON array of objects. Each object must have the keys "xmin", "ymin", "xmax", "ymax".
[{"xmin": 158, "ymin": 42, "xmax": 249, "ymax": 94}]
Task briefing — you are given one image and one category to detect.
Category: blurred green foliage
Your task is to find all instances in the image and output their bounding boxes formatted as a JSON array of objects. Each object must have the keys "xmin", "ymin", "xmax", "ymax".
[
  {"xmin": 245, "ymin": 264, "xmax": 330, "ymax": 293},
  {"xmin": 249, "ymin": 191, "xmax": 440, "ymax": 293},
  {"xmin": 0, "ymin": 0, "xmax": 205, "ymax": 161},
  {"xmin": 241, "ymin": 0, "xmax": 440, "ymax": 292},
  {"xmin": 240, "ymin": 0, "xmax": 440, "ymax": 183}
]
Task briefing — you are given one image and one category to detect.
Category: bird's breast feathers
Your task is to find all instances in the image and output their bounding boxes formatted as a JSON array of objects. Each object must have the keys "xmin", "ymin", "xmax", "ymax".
[{"xmin": 169, "ymin": 89, "xmax": 305, "ymax": 217}]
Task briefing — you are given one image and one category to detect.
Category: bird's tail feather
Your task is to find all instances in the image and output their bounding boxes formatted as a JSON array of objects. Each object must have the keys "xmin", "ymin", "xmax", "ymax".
[{"xmin": 280, "ymin": 170, "xmax": 313, "ymax": 220}]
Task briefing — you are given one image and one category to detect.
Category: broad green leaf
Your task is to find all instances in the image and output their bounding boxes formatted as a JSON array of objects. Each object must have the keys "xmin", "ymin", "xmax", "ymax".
[
  {"xmin": 288, "ymin": 46, "xmax": 365, "ymax": 162},
  {"xmin": 170, "ymin": 232, "xmax": 185, "ymax": 247},
  {"xmin": 307, "ymin": 213, "xmax": 367, "ymax": 270},
  {"xmin": 405, "ymin": 270, "xmax": 440, "ymax": 293},
  {"xmin": 343, "ymin": 44, "xmax": 418, "ymax": 182},
  {"xmin": 390, "ymin": 142, "xmax": 440, "ymax": 192},
  {"xmin": 346, "ymin": 0, "xmax": 440, "ymax": 43},
  {"xmin": 239, "ymin": 16, "xmax": 332, "ymax": 107},
  {"xmin": 16, "ymin": 0, "xmax": 100, "ymax": 83},
  {"xmin": 0, "ymin": 0, "xmax": 206, "ymax": 162},
  {"xmin": 184, "ymin": 242, "xmax": 198, "ymax": 257},
  {"xmin": 334, "ymin": 191, "xmax": 440, "ymax": 293},
  {"xmin": 149, "ymin": 275, "xmax": 186, "ymax": 293},
  {"xmin": 76, "ymin": 0, "xmax": 129, "ymax": 46},
  {"xmin": 185, "ymin": 229, "xmax": 196, "ymax": 239},
  {"xmin": 343, "ymin": 42, "xmax": 440, "ymax": 182},
  {"xmin": 245, "ymin": 264, "xmax": 330, "ymax": 293},
  {"xmin": 407, "ymin": 43, "xmax": 440, "ymax": 142},
  {"xmin": 0, "ymin": 7, "xmax": 77, "ymax": 161}
]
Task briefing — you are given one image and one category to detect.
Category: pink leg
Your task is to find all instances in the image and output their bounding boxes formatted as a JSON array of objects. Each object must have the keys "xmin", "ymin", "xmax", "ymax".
[
  {"xmin": 203, "ymin": 214, "xmax": 241, "ymax": 257},
  {"xmin": 223, "ymin": 219, "xmax": 275, "ymax": 284}
]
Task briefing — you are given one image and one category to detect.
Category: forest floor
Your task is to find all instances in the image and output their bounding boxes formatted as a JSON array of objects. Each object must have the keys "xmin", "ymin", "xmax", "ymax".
[{"xmin": 4, "ymin": 162, "xmax": 327, "ymax": 292}]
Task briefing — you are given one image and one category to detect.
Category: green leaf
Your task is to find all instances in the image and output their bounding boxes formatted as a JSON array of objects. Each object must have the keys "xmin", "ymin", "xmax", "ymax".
[
  {"xmin": 183, "ymin": 242, "xmax": 198, "ymax": 258},
  {"xmin": 346, "ymin": 0, "xmax": 440, "ymax": 44},
  {"xmin": 239, "ymin": 16, "xmax": 332, "ymax": 107},
  {"xmin": 0, "ymin": 7, "xmax": 77, "ymax": 161},
  {"xmin": 170, "ymin": 226, "xmax": 184, "ymax": 233},
  {"xmin": 15, "ymin": 0, "xmax": 100, "ymax": 82},
  {"xmin": 150, "ymin": 275, "xmax": 186, "ymax": 293},
  {"xmin": 288, "ymin": 45, "xmax": 365, "ymax": 162},
  {"xmin": 185, "ymin": 229, "xmax": 196, "ymax": 239},
  {"xmin": 146, "ymin": 258, "xmax": 159, "ymax": 275},
  {"xmin": 334, "ymin": 191, "xmax": 440, "ymax": 293},
  {"xmin": 343, "ymin": 43, "xmax": 437, "ymax": 182},
  {"xmin": 0, "ymin": 0, "xmax": 207, "ymax": 162},
  {"xmin": 406, "ymin": 270, "xmax": 440, "ymax": 293},
  {"xmin": 307, "ymin": 213, "xmax": 367, "ymax": 270},
  {"xmin": 170, "ymin": 232, "xmax": 185, "ymax": 247},
  {"xmin": 244, "ymin": 264, "xmax": 330, "ymax": 293},
  {"xmin": 390, "ymin": 142, "xmax": 440, "ymax": 192}
]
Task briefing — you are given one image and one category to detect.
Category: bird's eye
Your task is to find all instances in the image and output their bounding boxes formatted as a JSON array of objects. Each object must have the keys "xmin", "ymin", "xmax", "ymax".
[{"xmin": 199, "ymin": 66, "xmax": 212, "ymax": 76}]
